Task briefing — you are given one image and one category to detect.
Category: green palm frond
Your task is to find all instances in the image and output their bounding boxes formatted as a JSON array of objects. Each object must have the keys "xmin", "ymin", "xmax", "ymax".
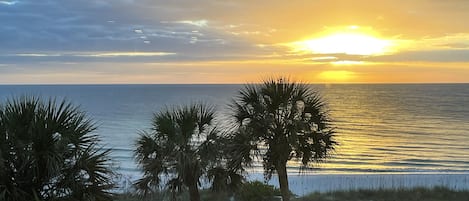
[
  {"xmin": 229, "ymin": 77, "xmax": 338, "ymax": 201},
  {"xmin": 0, "ymin": 96, "xmax": 115, "ymax": 201},
  {"xmin": 230, "ymin": 77, "xmax": 337, "ymax": 166},
  {"xmin": 207, "ymin": 167, "xmax": 244, "ymax": 193},
  {"xmin": 135, "ymin": 103, "xmax": 234, "ymax": 201},
  {"xmin": 224, "ymin": 128, "xmax": 258, "ymax": 172}
]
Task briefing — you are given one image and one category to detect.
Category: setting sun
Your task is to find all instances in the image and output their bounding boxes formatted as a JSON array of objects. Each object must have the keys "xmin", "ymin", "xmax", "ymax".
[
  {"xmin": 301, "ymin": 33, "xmax": 391, "ymax": 55},
  {"xmin": 288, "ymin": 26, "xmax": 394, "ymax": 56}
]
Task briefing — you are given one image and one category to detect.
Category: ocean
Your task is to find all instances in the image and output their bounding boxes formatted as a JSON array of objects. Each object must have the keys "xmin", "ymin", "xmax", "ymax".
[{"xmin": 1, "ymin": 84, "xmax": 469, "ymax": 193}]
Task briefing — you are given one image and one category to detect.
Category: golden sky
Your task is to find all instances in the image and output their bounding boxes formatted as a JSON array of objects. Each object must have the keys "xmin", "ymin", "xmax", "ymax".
[{"xmin": 1, "ymin": 0, "xmax": 469, "ymax": 83}]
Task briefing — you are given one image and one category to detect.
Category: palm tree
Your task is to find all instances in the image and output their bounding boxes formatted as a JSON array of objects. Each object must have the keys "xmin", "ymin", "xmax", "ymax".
[
  {"xmin": 228, "ymin": 77, "xmax": 337, "ymax": 201},
  {"xmin": 0, "ymin": 96, "xmax": 115, "ymax": 201},
  {"xmin": 134, "ymin": 103, "xmax": 240, "ymax": 201}
]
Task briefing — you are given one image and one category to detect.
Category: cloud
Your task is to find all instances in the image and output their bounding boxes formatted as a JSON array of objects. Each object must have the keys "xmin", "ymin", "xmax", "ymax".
[
  {"xmin": 13, "ymin": 53, "xmax": 62, "ymax": 57},
  {"xmin": 0, "ymin": 0, "xmax": 263, "ymax": 62},
  {"xmin": 2, "ymin": 0, "xmax": 469, "ymax": 83},
  {"xmin": 311, "ymin": 56, "xmax": 338, "ymax": 61},
  {"xmin": 76, "ymin": 52, "xmax": 176, "ymax": 57},
  {"xmin": 0, "ymin": 51, "xmax": 179, "ymax": 64},
  {"xmin": 368, "ymin": 49, "xmax": 469, "ymax": 62},
  {"xmin": 170, "ymin": 20, "xmax": 209, "ymax": 27},
  {"xmin": 0, "ymin": 1, "xmax": 18, "ymax": 5},
  {"xmin": 5, "ymin": 51, "xmax": 175, "ymax": 58},
  {"xmin": 438, "ymin": 43, "xmax": 469, "ymax": 49}
]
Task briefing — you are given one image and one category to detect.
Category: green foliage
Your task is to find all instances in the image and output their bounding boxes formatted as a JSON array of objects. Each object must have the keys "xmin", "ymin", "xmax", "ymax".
[
  {"xmin": 116, "ymin": 187, "xmax": 469, "ymax": 201},
  {"xmin": 228, "ymin": 77, "xmax": 337, "ymax": 201},
  {"xmin": 298, "ymin": 187, "xmax": 469, "ymax": 201},
  {"xmin": 115, "ymin": 190, "xmax": 232, "ymax": 201},
  {"xmin": 134, "ymin": 103, "xmax": 242, "ymax": 201},
  {"xmin": 235, "ymin": 181, "xmax": 281, "ymax": 201},
  {"xmin": 199, "ymin": 189, "xmax": 232, "ymax": 201},
  {"xmin": 230, "ymin": 77, "xmax": 337, "ymax": 172},
  {"xmin": 0, "ymin": 96, "xmax": 115, "ymax": 201}
]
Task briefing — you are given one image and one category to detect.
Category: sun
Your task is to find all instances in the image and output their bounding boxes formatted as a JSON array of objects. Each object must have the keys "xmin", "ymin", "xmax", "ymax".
[
  {"xmin": 300, "ymin": 33, "xmax": 391, "ymax": 55},
  {"xmin": 289, "ymin": 26, "xmax": 394, "ymax": 56}
]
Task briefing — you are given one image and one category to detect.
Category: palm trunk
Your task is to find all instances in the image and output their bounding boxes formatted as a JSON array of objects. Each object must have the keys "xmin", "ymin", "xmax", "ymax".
[
  {"xmin": 277, "ymin": 162, "xmax": 290, "ymax": 201},
  {"xmin": 188, "ymin": 182, "xmax": 201, "ymax": 201}
]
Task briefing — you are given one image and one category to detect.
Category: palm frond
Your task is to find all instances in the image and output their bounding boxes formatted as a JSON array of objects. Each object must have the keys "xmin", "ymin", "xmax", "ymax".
[
  {"xmin": 135, "ymin": 103, "xmax": 225, "ymax": 201},
  {"xmin": 0, "ymin": 96, "xmax": 115, "ymax": 201},
  {"xmin": 207, "ymin": 167, "xmax": 244, "ymax": 193},
  {"xmin": 229, "ymin": 76, "xmax": 338, "ymax": 201}
]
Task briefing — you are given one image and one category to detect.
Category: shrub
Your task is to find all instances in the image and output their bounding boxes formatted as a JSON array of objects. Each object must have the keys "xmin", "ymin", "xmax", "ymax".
[{"xmin": 235, "ymin": 181, "xmax": 281, "ymax": 201}]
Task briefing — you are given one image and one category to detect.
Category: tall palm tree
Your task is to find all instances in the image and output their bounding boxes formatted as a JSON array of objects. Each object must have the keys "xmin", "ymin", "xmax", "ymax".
[
  {"xmin": 134, "ymin": 103, "xmax": 240, "ymax": 201},
  {"xmin": 228, "ymin": 77, "xmax": 337, "ymax": 201},
  {"xmin": 0, "ymin": 96, "xmax": 115, "ymax": 201}
]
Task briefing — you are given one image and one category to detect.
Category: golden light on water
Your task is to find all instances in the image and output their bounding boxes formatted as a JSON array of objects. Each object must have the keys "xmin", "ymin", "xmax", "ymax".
[{"xmin": 288, "ymin": 26, "xmax": 394, "ymax": 56}]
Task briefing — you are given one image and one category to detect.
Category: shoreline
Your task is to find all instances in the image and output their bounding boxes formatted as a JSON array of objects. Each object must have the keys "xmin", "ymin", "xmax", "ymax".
[
  {"xmin": 246, "ymin": 173, "xmax": 469, "ymax": 196},
  {"xmin": 116, "ymin": 172, "xmax": 469, "ymax": 196}
]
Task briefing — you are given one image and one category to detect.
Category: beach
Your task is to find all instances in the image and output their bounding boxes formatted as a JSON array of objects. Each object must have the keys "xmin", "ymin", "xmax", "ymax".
[{"xmin": 248, "ymin": 173, "xmax": 469, "ymax": 195}]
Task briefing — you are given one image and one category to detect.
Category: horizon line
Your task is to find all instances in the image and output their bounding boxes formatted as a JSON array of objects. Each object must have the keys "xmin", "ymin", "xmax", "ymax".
[{"xmin": 1, "ymin": 82, "xmax": 469, "ymax": 86}]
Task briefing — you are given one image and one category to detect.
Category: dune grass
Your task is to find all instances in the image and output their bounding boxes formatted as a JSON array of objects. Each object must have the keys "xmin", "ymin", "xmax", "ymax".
[
  {"xmin": 298, "ymin": 186, "xmax": 469, "ymax": 201},
  {"xmin": 114, "ymin": 186, "xmax": 469, "ymax": 201},
  {"xmin": 114, "ymin": 190, "xmax": 231, "ymax": 201}
]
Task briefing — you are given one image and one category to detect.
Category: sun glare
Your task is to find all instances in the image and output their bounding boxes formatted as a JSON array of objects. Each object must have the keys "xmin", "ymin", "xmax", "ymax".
[
  {"xmin": 318, "ymin": 70, "xmax": 356, "ymax": 82},
  {"xmin": 289, "ymin": 26, "xmax": 394, "ymax": 56}
]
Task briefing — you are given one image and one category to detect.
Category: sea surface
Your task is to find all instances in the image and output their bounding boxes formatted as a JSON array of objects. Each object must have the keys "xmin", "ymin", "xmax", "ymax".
[{"xmin": 1, "ymin": 84, "xmax": 469, "ymax": 184}]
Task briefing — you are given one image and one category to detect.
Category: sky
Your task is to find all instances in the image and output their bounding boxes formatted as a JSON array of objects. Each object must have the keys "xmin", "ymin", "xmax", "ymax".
[{"xmin": 1, "ymin": 0, "xmax": 469, "ymax": 84}]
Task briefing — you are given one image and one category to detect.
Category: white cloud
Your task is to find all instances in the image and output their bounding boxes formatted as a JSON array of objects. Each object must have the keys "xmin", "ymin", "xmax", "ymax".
[
  {"xmin": 174, "ymin": 20, "xmax": 209, "ymax": 27},
  {"xmin": 0, "ymin": 1, "xmax": 18, "ymax": 5},
  {"xmin": 311, "ymin": 56, "xmax": 338, "ymax": 61},
  {"xmin": 77, "ymin": 52, "xmax": 176, "ymax": 57},
  {"xmin": 6, "ymin": 52, "xmax": 175, "ymax": 58},
  {"xmin": 13, "ymin": 53, "xmax": 62, "ymax": 57}
]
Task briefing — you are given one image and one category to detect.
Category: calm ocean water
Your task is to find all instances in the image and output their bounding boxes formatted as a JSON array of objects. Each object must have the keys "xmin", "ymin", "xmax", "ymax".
[{"xmin": 1, "ymin": 84, "xmax": 469, "ymax": 178}]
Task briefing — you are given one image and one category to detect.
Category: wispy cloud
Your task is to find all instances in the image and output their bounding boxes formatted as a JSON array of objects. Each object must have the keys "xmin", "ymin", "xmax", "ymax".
[
  {"xmin": 77, "ymin": 52, "xmax": 176, "ymax": 57},
  {"xmin": 2, "ymin": 0, "xmax": 469, "ymax": 83},
  {"xmin": 13, "ymin": 53, "xmax": 62, "ymax": 57},
  {"xmin": 8, "ymin": 52, "xmax": 175, "ymax": 58},
  {"xmin": 368, "ymin": 49, "xmax": 469, "ymax": 62},
  {"xmin": 0, "ymin": 0, "xmax": 18, "ymax": 5},
  {"xmin": 175, "ymin": 20, "xmax": 208, "ymax": 27},
  {"xmin": 411, "ymin": 33, "xmax": 469, "ymax": 51},
  {"xmin": 310, "ymin": 56, "xmax": 338, "ymax": 61}
]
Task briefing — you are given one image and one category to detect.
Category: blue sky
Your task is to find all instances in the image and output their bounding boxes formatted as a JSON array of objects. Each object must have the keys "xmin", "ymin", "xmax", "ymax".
[{"xmin": 1, "ymin": 0, "xmax": 469, "ymax": 83}]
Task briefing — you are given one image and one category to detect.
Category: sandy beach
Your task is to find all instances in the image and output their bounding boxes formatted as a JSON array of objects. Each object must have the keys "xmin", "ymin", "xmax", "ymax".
[{"xmin": 246, "ymin": 173, "xmax": 469, "ymax": 196}]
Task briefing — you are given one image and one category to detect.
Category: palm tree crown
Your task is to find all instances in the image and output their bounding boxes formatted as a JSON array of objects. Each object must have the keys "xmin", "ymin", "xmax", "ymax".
[
  {"xmin": 228, "ymin": 77, "xmax": 337, "ymax": 201},
  {"xmin": 0, "ymin": 96, "xmax": 115, "ymax": 201},
  {"xmin": 135, "ymin": 103, "xmax": 240, "ymax": 201}
]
